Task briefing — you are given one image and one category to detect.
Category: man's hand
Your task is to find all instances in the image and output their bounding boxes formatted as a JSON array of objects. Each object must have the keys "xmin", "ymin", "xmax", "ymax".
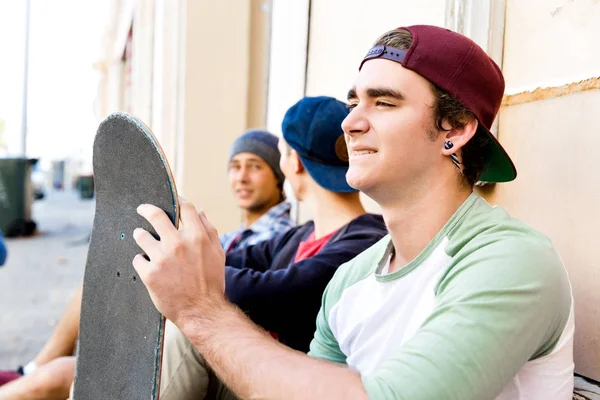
[
  {"xmin": 132, "ymin": 198, "xmax": 227, "ymax": 329},
  {"xmin": 132, "ymin": 198, "xmax": 368, "ymax": 400}
]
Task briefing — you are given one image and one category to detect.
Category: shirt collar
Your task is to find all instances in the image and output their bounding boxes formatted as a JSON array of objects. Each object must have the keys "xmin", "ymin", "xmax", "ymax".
[{"xmin": 246, "ymin": 201, "xmax": 292, "ymax": 233}]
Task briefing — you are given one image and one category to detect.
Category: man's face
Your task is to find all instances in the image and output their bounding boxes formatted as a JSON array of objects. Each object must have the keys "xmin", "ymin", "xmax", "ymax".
[
  {"xmin": 342, "ymin": 59, "xmax": 443, "ymax": 201},
  {"xmin": 228, "ymin": 152, "xmax": 280, "ymax": 212}
]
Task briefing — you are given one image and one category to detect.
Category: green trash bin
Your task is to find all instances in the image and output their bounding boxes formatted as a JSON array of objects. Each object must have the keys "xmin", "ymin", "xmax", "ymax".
[
  {"xmin": 77, "ymin": 175, "xmax": 94, "ymax": 199},
  {"xmin": 0, "ymin": 158, "xmax": 37, "ymax": 237}
]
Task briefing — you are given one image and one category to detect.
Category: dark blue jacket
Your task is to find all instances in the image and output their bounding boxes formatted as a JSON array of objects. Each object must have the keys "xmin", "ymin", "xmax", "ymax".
[{"xmin": 225, "ymin": 213, "xmax": 387, "ymax": 352}]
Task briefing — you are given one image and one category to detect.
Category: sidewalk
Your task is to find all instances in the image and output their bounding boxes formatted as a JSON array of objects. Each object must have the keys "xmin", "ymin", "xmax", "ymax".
[{"xmin": 0, "ymin": 190, "xmax": 95, "ymax": 367}]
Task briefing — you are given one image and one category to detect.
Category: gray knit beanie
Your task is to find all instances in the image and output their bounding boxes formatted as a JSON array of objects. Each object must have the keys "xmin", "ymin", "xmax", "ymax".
[{"xmin": 228, "ymin": 129, "xmax": 285, "ymax": 185}]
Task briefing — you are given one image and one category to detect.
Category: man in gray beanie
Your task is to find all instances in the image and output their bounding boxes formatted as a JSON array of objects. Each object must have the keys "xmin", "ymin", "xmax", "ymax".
[{"xmin": 222, "ymin": 129, "xmax": 295, "ymax": 253}]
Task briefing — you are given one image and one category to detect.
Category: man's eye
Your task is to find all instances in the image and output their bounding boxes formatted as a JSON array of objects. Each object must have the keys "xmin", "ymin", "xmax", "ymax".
[
  {"xmin": 346, "ymin": 103, "xmax": 358, "ymax": 110},
  {"xmin": 250, "ymin": 164, "xmax": 262, "ymax": 170},
  {"xmin": 376, "ymin": 101, "xmax": 395, "ymax": 107}
]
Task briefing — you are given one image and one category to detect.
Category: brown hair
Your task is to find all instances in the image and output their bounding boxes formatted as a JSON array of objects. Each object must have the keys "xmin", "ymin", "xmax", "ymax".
[{"xmin": 373, "ymin": 29, "xmax": 489, "ymax": 187}]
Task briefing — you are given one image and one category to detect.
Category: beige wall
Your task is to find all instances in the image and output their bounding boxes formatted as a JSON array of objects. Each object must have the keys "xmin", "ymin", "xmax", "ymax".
[
  {"xmin": 94, "ymin": 0, "xmax": 134, "ymax": 120},
  {"xmin": 130, "ymin": 0, "xmax": 155, "ymax": 125},
  {"xmin": 305, "ymin": 0, "xmax": 445, "ymax": 101},
  {"xmin": 487, "ymin": 0, "xmax": 600, "ymax": 380},
  {"xmin": 489, "ymin": 90, "xmax": 600, "ymax": 379},
  {"xmin": 150, "ymin": 0, "xmax": 183, "ymax": 178},
  {"xmin": 265, "ymin": 0, "xmax": 310, "ymax": 137},
  {"xmin": 172, "ymin": 0, "xmax": 271, "ymax": 234},
  {"xmin": 176, "ymin": 0, "xmax": 251, "ymax": 234},
  {"xmin": 97, "ymin": 0, "xmax": 271, "ymax": 235},
  {"xmin": 503, "ymin": 0, "xmax": 600, "ymax": 90},
  {"xmin": 246, "ymin": 0, "xmax": 271, "ymax": 129}
]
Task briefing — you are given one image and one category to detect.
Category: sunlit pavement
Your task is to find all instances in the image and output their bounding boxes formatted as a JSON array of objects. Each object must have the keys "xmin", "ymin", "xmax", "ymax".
[{"xmin": 0, "ymin": 189, "xmax": 95, "ymax": 367}]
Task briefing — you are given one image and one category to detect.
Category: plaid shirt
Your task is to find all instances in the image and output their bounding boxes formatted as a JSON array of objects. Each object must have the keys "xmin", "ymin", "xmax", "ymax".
[{"xmin": 220, "ymin": 202, "xmax": 295, "ymax": 253}]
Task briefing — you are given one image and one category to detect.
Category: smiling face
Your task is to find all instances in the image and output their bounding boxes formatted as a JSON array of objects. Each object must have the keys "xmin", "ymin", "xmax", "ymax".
[
  {"xmin": 342, "ymin": 59, "xmax": 446, "ymax": 203},
  {"xmin": 228, "ymin": 152, "xmax": 281, "ymax": 213}
]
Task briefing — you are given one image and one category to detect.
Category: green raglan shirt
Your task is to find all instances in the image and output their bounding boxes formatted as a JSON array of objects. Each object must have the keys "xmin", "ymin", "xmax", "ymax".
[{"xmin": 309, "ymin": 194, "xmax": 574, "ymax": 400}]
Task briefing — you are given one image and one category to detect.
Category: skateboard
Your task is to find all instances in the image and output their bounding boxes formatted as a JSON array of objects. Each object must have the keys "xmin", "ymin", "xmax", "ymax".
[{"xmin": 72, "ymin": 112, "xmax": 179, "ymax": 399}]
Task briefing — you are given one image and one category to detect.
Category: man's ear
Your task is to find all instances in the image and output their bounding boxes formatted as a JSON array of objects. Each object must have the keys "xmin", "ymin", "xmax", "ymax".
[
  {"xmin": 441, "ymin": 118, "xmax": 478, "ymax": 156},
  {"xmin": 290, "ymin": 150, "xmax": 305, "ymax": 174}
]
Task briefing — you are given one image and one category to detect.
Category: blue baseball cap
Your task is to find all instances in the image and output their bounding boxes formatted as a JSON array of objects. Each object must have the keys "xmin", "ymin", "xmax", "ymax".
[{"xmin": 281, "ymin": 96, "xmax": 356, "ymax": 193}]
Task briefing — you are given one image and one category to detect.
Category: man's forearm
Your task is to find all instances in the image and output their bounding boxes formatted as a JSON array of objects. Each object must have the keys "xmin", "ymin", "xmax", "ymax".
[{"xmin": 180, "ymin": 299, "xmax": 369, "ymax": 400}]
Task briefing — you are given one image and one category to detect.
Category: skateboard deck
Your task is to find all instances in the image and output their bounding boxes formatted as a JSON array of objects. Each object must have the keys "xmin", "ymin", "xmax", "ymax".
[{"xmin": 73, "ymin": 112, "xmax": 179, "ymax": 399}]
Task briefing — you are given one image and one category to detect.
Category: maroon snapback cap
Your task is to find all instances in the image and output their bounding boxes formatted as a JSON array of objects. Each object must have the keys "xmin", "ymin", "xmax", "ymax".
[{"xmin": 359, "ymin": 25, "xmax": 516, "ymax": 183}]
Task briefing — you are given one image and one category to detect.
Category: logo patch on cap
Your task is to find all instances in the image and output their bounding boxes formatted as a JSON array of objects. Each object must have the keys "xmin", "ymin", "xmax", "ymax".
[{"xmin": 335, "ymin": 135, "xmax": 349, "ymax": 162}]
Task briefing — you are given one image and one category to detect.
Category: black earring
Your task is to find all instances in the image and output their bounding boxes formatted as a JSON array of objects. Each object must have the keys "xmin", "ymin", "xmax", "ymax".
[
  {"xmin": 444, "ymin": 141, "xmax": 461, "ymax": 171},
  {"xmin": 449, "ymin": 153, "xmax": 461, "ymax": 169}
]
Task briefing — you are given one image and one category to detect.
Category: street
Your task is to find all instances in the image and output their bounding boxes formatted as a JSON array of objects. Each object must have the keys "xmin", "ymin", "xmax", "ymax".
[{"xmin": 0, "ymin": 189, "xmax": 94, "ymax": 368}]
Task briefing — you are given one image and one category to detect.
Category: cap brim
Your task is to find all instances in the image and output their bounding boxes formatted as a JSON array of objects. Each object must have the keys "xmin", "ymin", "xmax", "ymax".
[
  {"xmin": 299, "ymin": 156, "xmax": 358, "ymax": 193},
  {"xmin": 478, "ymin": 124, "xmax": 517, "ymax": 183}
]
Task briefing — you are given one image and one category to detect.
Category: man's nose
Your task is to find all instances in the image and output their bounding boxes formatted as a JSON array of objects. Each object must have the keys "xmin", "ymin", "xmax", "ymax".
[{"xmin": 342, "ymin": 106, "xmax": 369, "ymax": 137}]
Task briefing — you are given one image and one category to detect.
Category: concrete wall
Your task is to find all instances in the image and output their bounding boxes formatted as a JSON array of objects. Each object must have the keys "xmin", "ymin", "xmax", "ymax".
[
  {"xmin": 265, "ymin": 0, "xmax": 310, "ymax": 137},
  {"xmin": 491, "ymin": 89, "xmax": 600, "ymax": 380},
  {"xmin": 305, "ymin": 0, "xmax": 445, "ymax": 100},
  {"xmin": 502, "ymin": 0, "xmax": 600, "ymax": 90},
  {"xmin": 487, "ymin": 0, "xmax": 600, "ymax": 381},
  {"xmin": 175, "ymin": 0, "xmax": 252, "ymax": 234},
  {"xmin": 247, "ymin": 0, "xmax": 271, "ymax": 130}
]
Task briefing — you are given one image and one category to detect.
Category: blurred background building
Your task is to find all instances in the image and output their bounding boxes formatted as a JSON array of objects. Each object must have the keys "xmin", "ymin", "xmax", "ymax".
[{"xmin": 0, "ymin": 0, "xmax": 599, "ymax": 386}]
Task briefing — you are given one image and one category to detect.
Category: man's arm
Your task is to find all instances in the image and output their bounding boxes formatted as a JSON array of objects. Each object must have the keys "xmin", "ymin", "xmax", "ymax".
[
  {"xmin": 132, "ymin": 201, "xmax": 370, "ymax": 399},
  {"xmin": 182, "ymin": 298, "xmax": 368, "ymax": 400},
  {"xmin": 358, "ymin": 239, "xmax": 573, "ymax": 400}
]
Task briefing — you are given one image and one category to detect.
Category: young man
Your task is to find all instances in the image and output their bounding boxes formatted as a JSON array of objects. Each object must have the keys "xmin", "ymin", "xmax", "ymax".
[
  {"xmin": 133, "ymin": 25, "xmax": 574, "ymax": 399},
  {"xmin": 222, "ymin": 129, "xmax": 295, "ymax": 252},
  {"xmin": 0, "ymin": 129, "xmax": 294, "ymax": 395}
]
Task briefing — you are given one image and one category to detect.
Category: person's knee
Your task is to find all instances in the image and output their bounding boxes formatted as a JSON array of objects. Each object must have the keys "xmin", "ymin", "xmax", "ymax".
[
  {"xmin": 163, "ymin": 320, "xmax": 194, "ymax": 352},
  {"xmin": 160, "ymin": 321, "xmax": 210, "ymax": 400},
  {"xmin": 32, "ymin": 356, "xmax": 76, "ymax": 397}
]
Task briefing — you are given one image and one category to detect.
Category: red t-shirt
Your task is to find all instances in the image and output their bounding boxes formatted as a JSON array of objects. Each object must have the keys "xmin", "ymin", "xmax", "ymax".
[
  {"xmin": 269, "ymin": 229, "xmax": 338, "ymax": 341},
  {"xmin": 294, "ymin": 229, "xmax": 337, "ymax": 263}
]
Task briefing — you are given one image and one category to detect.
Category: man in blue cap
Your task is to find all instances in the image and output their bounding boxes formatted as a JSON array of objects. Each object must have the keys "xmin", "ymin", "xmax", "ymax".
[{"xmin": 157, "ymin": 96, "xmax": 387, "ymax": 399}]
